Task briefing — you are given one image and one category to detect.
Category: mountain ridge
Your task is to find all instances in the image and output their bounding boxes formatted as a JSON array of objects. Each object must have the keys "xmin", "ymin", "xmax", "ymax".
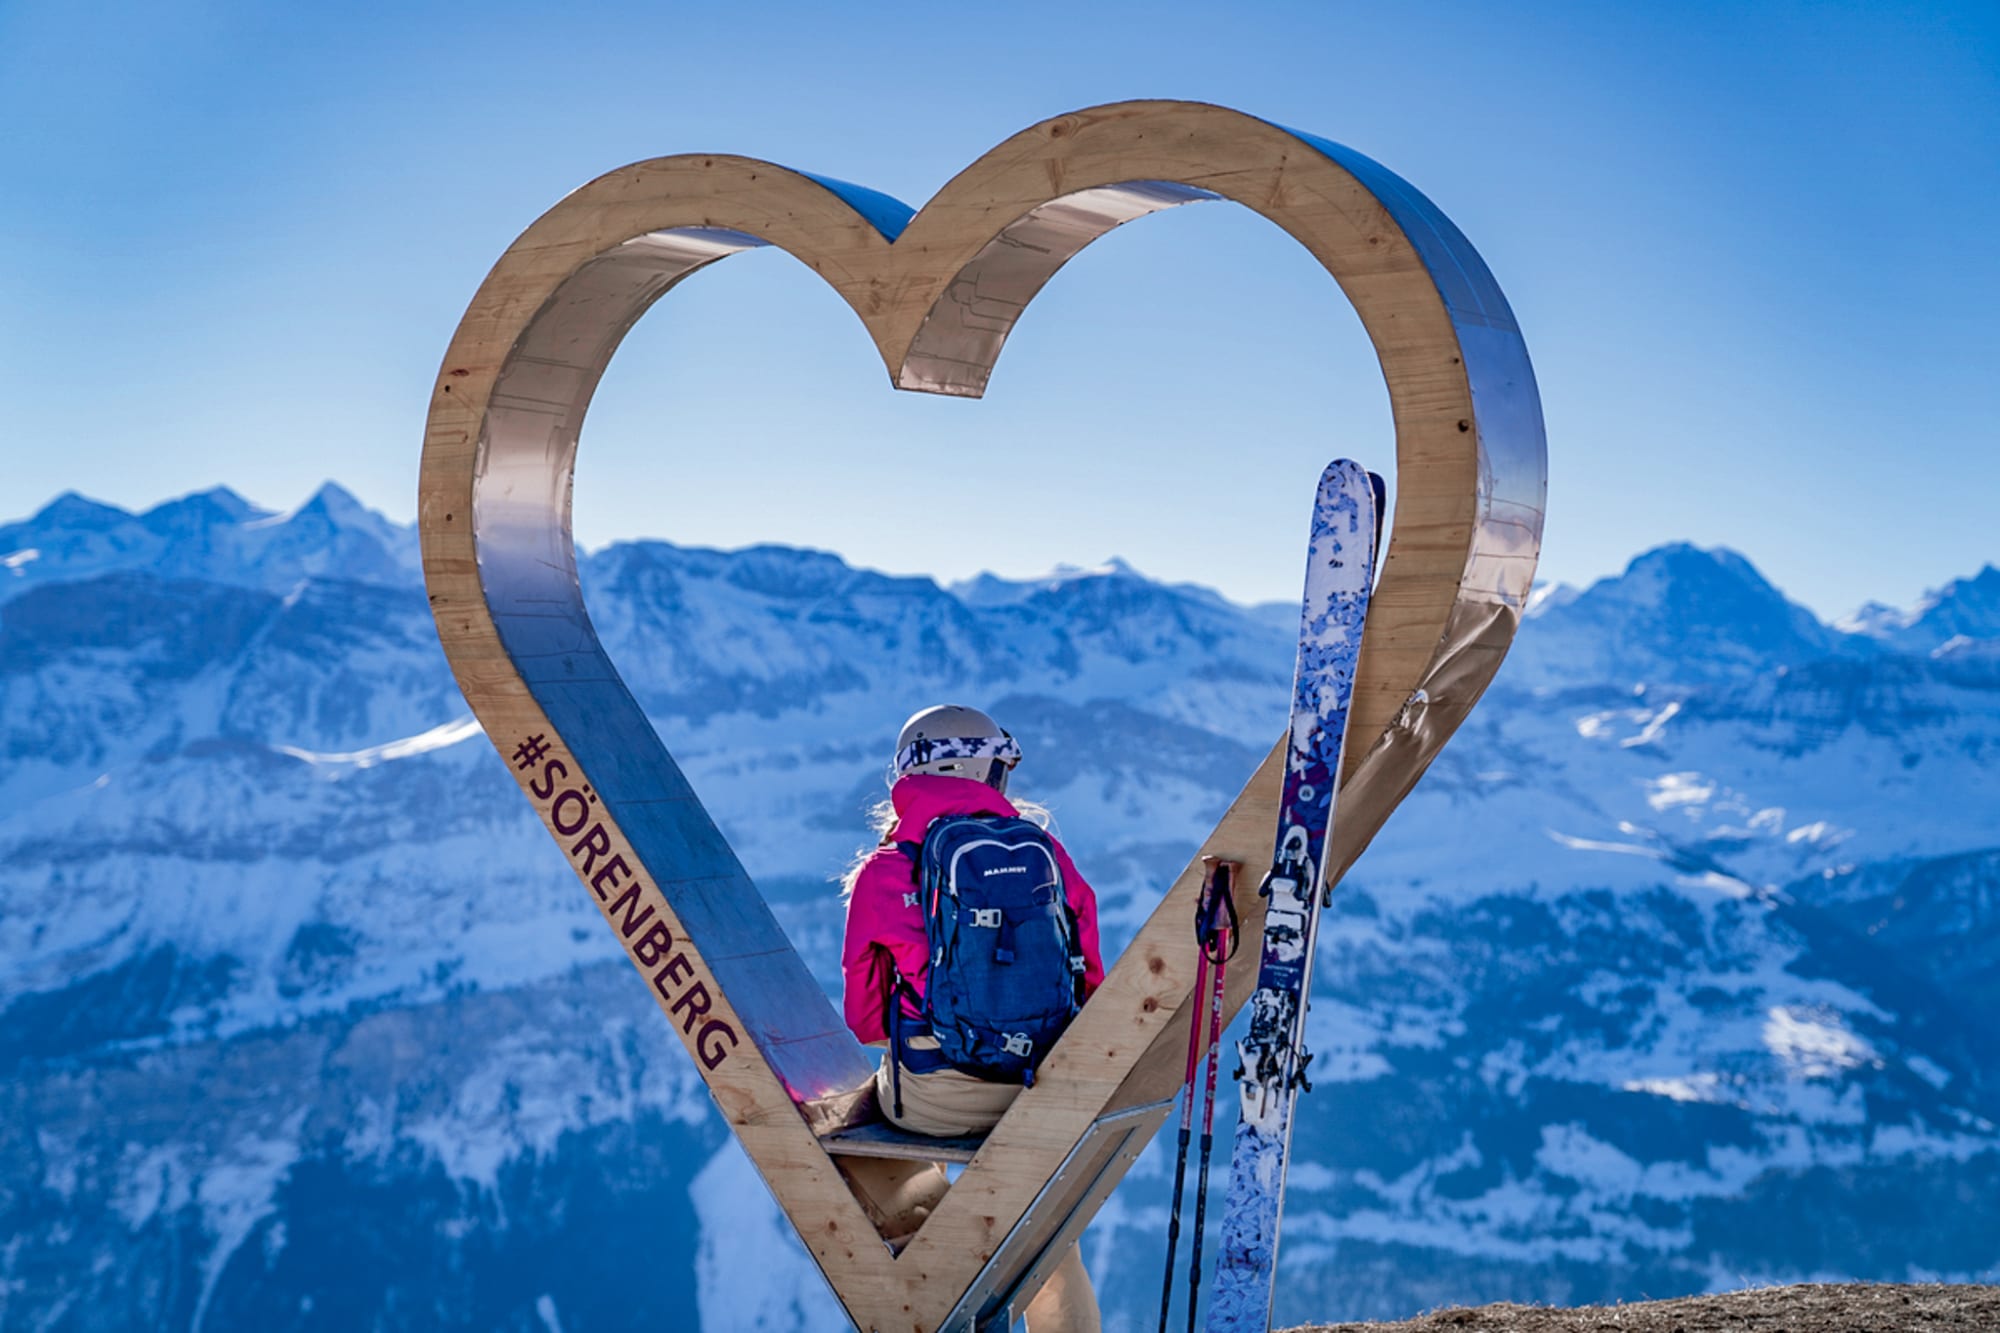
[
  {"xmin": 7, "ymin": 483, "xmax": 1986, "ymax": 643},
  {"xmin": 3, "ymin": 484, "xmax": 1997, "ymax": 1330}
]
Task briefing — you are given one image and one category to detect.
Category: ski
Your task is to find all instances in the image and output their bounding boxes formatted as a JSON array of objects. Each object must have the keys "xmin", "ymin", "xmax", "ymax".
[{"xmin": 1204, "ymin": 459, "xmax": 1380, "ymax": 1333}]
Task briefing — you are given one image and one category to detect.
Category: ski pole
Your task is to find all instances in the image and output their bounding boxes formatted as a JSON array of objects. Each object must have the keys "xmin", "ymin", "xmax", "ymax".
[
  {"xmin": 1185, "ymin": 859, "xmax": 1239, "ymax": 1332},
  {"xmin": 1156, "ymin": 892, "xmax": 1215, "ymax": 1333}
]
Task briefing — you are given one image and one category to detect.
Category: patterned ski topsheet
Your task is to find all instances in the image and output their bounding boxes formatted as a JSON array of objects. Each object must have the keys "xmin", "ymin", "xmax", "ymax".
[{"xmin": 1205, "ymin": 459, "xmax": 1379, "ymax": 1333}]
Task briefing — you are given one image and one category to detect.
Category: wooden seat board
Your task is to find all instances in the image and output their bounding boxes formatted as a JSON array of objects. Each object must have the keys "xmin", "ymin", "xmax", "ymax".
[{"xmin": 824, "ymin": 1122, "xmax": 986, "ymax": 1166}]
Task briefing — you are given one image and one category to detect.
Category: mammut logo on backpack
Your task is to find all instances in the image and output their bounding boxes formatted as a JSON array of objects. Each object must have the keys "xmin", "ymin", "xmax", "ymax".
[{"xmin": 895, "ymin": 814, "xmax": 1086, "ymax": 1085}]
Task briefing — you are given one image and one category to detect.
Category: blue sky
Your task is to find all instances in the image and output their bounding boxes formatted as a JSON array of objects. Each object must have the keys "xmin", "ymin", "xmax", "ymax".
[{"xmin": 2, "ymin": 0, "xmax": 1995, "ymax": 617}]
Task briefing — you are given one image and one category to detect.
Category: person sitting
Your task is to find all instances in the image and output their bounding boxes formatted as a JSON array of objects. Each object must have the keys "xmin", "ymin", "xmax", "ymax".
[{"xmin": 840, "ymin": 703, "xmax": 1106, "ymax": 1332}]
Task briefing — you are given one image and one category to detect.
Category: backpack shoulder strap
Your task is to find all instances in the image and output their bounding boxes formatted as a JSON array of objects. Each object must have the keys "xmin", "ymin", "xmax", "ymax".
[{"xmin": 902, "ymin": 812, "xmax": 990, "ymax": 880}]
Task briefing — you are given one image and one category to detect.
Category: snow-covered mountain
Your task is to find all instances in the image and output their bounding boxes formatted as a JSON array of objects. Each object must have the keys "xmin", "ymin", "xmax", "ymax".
[{"xmin": 3, "ymin": 486, "xmax": 1997, "ymax": 1330}]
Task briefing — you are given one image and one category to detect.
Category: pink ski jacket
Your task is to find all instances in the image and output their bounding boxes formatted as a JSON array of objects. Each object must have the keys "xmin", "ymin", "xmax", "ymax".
[{"xmin": 841, "ymin": 773, "xmax": 1106, "ymax": 1046}]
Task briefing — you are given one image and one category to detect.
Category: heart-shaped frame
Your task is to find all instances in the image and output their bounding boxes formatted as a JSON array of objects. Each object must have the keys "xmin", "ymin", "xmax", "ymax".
[{"xmin": 420, "ymin": 100, "xmax": 1544, "ymax": 1332}]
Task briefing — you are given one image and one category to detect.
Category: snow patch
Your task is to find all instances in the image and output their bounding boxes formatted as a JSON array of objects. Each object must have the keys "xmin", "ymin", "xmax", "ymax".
[
  {"xmin": 113, "ymin": 1144, "xmax": 194, "ymax": 1229},
  {"xmin": 1869, "ymin": 1122, "xmax": 1992, "ymax": 1162},
  {"xmin": 1546, "ymin": 829, "xmax": 1667, "ymax": 861},
  {"xmin": 1621, "ymin": 701, "xmax": 1681, "ymax": 748},
  {"xmin": 1645, "ymin": 771, "xmax": 1714, "ymax": 810},
  {"xmin": 1576, "ymin": 712, "xmax": 1615, "ymax": 739},
  {"xmin": 1622, "ymin": 1074, "xmax": 1729, "ymax": 1104},
  {"xmin": 276, "ymin": 716, "xmax": 484, "ymax": 769},
  {"xmin": 1676, "ymin": 870, "xmax": 1756, "ymax": 900},
  {"xmin": 38, "ymin": 1131, "xmax": 80, "ymax": 1200},
  {"xmin": 191, "ymin": 1110, "xmax": 307, "ymax": 1333},
  {"xmin": 1525, "ymin": 581, "xmax": 1579, "ymax": 617},
  {"xmin": 1763, "ymin": 1006, "xmax": 1879, "ymax": 1079},
  {"xmin": 690, "ymin": 1139, "xmax": 846, "ymax": 1332},
  {"xmin": 1537, "ymin": 1123, "xmax": 1644, "ymax": 1195},
  {"xmin": 1908, "ymin": 1054, "xmax": 1951, "ymax": 1090}
]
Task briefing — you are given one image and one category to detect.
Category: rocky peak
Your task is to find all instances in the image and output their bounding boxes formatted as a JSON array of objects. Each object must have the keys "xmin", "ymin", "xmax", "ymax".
[
  {"xmin": 1505, "ymin": 542, "xmax": 1840, "ymax": 688},
  {"xmin": 1847, "ymin": 565, "xmax": 2000, "ymax": 656}
]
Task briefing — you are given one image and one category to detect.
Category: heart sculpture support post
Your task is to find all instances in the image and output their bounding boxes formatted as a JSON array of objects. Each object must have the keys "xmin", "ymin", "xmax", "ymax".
[{"xmin": 419, "ymin": 100, "xmax": 1545, "ymax": 1333}]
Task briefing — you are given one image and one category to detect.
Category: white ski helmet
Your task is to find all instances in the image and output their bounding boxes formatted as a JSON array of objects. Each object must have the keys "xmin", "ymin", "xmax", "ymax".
[{"xmin": 892, "ymin": 704, "xmax": 1022, "ymax": 790}]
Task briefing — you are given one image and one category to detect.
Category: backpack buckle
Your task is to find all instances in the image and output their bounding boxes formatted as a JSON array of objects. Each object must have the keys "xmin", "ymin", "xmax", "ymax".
[
  {"xmin": 1001, "ymin": 1032, "xmax": 1033, "ymax": 1057},
  {"xmin": 970, "ymin": 908, "xmax": 1002, "ymax": 928}
]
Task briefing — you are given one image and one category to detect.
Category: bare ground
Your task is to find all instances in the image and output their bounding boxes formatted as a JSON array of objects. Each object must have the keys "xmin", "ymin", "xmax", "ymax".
[{"xmin": 1290, "ymin": 1283, "xmax": 2000, "ymax": 1332}]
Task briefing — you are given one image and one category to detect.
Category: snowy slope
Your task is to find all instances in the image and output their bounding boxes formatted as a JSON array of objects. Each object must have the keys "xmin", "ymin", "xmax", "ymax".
[{"xmin": 2, "ymin": 489, "xmax": 1998, "ymax": 1330}]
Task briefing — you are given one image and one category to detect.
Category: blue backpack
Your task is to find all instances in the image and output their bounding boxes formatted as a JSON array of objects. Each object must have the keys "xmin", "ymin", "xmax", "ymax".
[{"xmin": 891, "ymin": 814, "xmax": 1087, "ymax": 1093}]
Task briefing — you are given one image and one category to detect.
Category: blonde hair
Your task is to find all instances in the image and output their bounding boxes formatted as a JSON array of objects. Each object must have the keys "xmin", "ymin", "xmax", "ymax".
[{"xmin": 838, "ymin": 794, "xmax": 1056, "ymax": 901}]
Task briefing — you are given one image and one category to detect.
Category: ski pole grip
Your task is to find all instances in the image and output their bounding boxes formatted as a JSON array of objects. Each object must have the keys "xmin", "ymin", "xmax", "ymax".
[{"xmin": 1196, "ymin": 857, "xmax": 1241, "ymax": 956}]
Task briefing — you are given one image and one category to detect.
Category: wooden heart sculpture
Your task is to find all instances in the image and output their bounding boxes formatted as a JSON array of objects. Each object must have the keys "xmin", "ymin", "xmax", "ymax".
[{"xmin": 419, "ymin": 100, "xmax": 1545, "ymax": 1332}]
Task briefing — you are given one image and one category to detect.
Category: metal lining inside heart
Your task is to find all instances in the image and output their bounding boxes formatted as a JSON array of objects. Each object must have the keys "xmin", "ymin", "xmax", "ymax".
[{"xmin": 419, "ymin": 99, "xmax": 1547, "ymax": 1333}]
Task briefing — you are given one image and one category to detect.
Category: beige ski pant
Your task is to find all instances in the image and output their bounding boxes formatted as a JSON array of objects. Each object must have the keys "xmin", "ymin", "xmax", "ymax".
[{"xmin": 837, "ymin": 1040, "xmax": 1101, "ymax": 1333}]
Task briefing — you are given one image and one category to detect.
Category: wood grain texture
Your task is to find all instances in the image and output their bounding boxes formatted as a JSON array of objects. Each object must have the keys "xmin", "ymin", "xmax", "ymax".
[{"xmin": 419, "ymin": 100, "xmax": 1544, "ymax": 1332}]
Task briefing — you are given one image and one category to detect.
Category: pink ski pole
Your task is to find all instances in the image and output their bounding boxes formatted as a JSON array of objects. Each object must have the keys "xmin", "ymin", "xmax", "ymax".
[{"xmin": 1185, "ymin": 859, "xmax": 1238, "ymax": 1331}]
